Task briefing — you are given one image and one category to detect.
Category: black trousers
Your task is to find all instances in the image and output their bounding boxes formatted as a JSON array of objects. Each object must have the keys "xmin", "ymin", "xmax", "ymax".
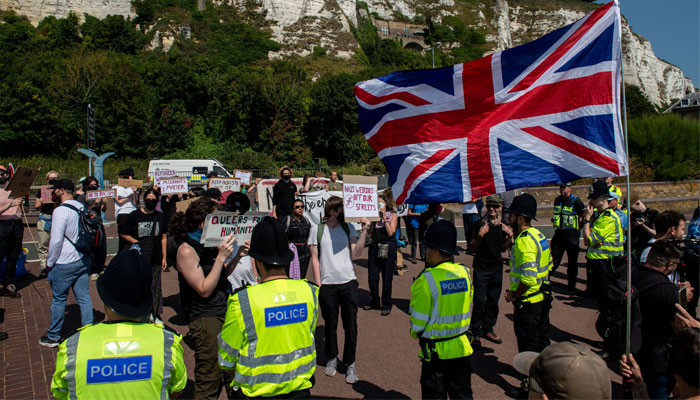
[
  {"xmin": 420, "ymin": 356, "xmax": 473, "ymax": 399},
  {"xmin": 367, "ymin": 242, "xmax": 396, "ymax": 309},
  {"xmin": 513, "ymin": 299, "xmax": 550, "ymax": 353},
  {"xmin": 0, "ymin": 219, "xmax": 24, "ymax": 285},
  {"xmin": 319, "ymin": 280, "xmax": 358, "ymax": 365},
  {"xmin": 470, "ymin": 268, "xmax": 502, "ymax": 336},
  {"xmin": 117, "ymin": 213, "xmax": 131, "ymax": 253},
  {"xmin": 587, "ymin": 258, "xmax": 616, "ymax": 311},
  {"xmin": 404, "ymin": 217, "xmax": 419, "ymax": 259},
  {"xmin": 550, "ymin": 230, "xmax": 580, "ymax": 285}
]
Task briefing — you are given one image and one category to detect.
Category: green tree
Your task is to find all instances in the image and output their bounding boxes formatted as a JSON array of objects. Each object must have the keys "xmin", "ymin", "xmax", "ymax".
[{"xmin": 625, "ymin": 84, "xmax": 657, "ymax": 118}]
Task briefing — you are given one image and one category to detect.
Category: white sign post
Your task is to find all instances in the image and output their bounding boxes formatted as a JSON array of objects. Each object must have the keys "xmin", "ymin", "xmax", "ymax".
[
  {"xmin": 342, "ymin": 175, "xmax": 379, "ymax": 222},
  {"xmin": 160, "ymin": 177, "xmax": 188, "ymax": 195},
  {"xmin": 209, "ymin": 177, "xmax": 241, "ymax": 192},
  {"xmin": 202, "ymin": 212, "xmax": 267, "ymax": 247}
]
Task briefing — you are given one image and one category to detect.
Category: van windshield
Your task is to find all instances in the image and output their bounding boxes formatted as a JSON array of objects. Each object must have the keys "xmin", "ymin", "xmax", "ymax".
[{"xmin": 213, "ymin": 166, "xmax": 229, "ymax": 177}]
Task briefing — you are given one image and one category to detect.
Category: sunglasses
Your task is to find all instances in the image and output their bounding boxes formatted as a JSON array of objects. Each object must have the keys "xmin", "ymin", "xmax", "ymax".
[
  {"xmin": 294, "ymin": 205, "xmax": 304, "ymax": 209},
  {"xmin": 486, "ymin": 204, "xmax": 501, "ymax": 209}
]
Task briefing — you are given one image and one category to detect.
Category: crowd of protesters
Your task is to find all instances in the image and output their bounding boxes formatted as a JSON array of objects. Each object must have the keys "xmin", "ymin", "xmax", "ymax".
[{"xmin": 0, "ymin": 164, "xmax": 698, "ymax": 400}]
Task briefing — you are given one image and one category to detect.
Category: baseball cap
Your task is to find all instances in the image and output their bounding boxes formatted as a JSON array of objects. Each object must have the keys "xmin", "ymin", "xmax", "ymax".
[
  {"xmin": 513, "ymin": 342, "xmax": 611, "ymax": 399},
  {"xmin": 485, "ymin": 194, "xmax": 502, "ymax": 205},
  {"xmin": 560, "ymin": 182, "xmax": 572, "ymax": 187},
  {"xmin": 50, "ymin": 178, "xmax": 75, "ymax": 192}
]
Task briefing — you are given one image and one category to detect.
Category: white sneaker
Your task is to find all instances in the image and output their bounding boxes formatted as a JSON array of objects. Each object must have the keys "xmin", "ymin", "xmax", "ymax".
[
  {"xmin": 324, "ymin": 357, "xmax": 338, "ymax": 376},
  {"xmin": 345, "ymin": 363, "xmax": 358, "ymax": 384}
]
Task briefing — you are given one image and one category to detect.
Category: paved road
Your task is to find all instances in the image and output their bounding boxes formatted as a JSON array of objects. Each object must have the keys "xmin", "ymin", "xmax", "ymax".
[{"xmin": 2, "ymin": 224, "xmax": 626, "ymax": 399}]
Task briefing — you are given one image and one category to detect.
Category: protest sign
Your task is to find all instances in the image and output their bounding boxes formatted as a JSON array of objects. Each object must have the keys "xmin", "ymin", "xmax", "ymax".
[
  {"xmin": 86, "ymin": 188, "xmax": 117, "ymax": 200},
  {"xmin": 298, "ymin": 190, "xmax": 342, "ymax": 225},
  {"xmin": 160, "ymin": 177, "xmax": 188, "ymax": 195},
  {"xmin": 257, "ymin": 177, "xmax": 334, "ymax": 212},
  {"xmin": 209, "ymin": 177, "xmax": 241, "ymax": 192},
  {"xmin": 118, "ymin": 178, "xmax": 143, "ymax": 189},
  {"xmin": 6, "ymin": 166, "xmax": 39, "ymax": 198},
  {"xmin": 40, "ymin": 185, "xmax": 54, "ymax": 203},
  {"xmin": 176, "ymin": 198, "xmax": 194, "ymax": 213},
  {"xmin": 202, "ymin": 212, "xmax": 267, "ymax": 247},
  {"xmin": 234, "ymin": 170, "xmax": 252, "ymax": 185},
  {"xmin": 152, "ymin": 169, "xmax": 177, "ymax": 186},
  {"xmin": 342, "ymin": 175, "xmax": 379, "ymax": 222}
]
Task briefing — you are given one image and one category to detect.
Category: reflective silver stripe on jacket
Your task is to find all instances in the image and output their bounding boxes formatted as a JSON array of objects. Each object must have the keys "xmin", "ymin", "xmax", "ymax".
[
  {"xmin": 588, "ymin": 247, "xmax": 624, "ymax": 256},
  {"xmin": 409, "ymin": 308, "xmax": 430, "ymax": 322},
  {"xmin": 421, "ymin": 268, "xmax": 472, "ymax": 337},
  {"xmin": 160, "ymin": 330, "xmax": 175, "ymax": 399},
  {"xmin": 421, "ymin": 325, "xmax": 470, "ymax": 338},
  {"xmin": 234, "ymin": 357, "xmax": 316, "ymax": 386},
  {"xmin": 218, "ymin": 333, "xmax": 240, "ymax": 359},
  {"xmin": 237, "ymin": 345, "xmax": 315, "ymax": 369},
  {"xmin": 63, "ymin": 332, "xmax": 82, "ymax": 400},
  {"xmin": 238, "ymin": 289, "xmax": 258, "ymax": 357},
  {"xmin": 423, "ymin": 271, "xmax": 441, "ymax": 327},
  {"xmin": 306, "ymin": 282, "xmax": 318, "ymax": 336}
]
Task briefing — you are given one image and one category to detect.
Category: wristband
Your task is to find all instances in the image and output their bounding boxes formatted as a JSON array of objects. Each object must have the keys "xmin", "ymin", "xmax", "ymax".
[{"xmin": 582, "ymin": 220, "xmax": 590, "ymax": 224}]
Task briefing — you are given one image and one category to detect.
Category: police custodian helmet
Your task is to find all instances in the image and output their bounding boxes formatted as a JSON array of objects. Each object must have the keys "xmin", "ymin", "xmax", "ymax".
[
  {"xmin": 248, "ymin": 216, "xmax": 295, "ymax": 265},
  {"xmin": 509, "ymin": 193, "xmax": 538, "ymax": 220},
  {"xmin": 422, "ymin": 219, "xmax": 459, "ymax": 255}
]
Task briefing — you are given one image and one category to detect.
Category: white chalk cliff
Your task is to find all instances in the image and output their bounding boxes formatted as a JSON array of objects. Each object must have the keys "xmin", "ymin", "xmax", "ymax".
[{"xmin": 1, "ymin": 0, "xmax": 693, "ymax": 105}]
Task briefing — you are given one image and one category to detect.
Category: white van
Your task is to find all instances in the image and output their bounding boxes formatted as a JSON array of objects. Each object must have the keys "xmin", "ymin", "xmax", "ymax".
[{"xmin": 147, "ymin": 159, "xmax": 232, "ymax": 186}]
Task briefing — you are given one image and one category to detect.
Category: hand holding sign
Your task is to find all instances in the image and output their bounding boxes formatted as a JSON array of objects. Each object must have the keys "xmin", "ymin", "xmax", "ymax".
[{"xmin": 217, "ymin": 234, "xmax": 236, "ymax": 261}]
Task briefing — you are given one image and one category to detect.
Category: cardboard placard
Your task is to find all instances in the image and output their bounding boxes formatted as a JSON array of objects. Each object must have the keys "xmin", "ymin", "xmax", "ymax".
[
  {"xmin": 118, "ymin": 178, "xmax": 143, "ymax": 189},
  {"xmin": 86, "ymin": 189, "xmax": 117, "ymax": 200},
  {"xmin": 153, "ymin": 169, "xmax": 177, "ymax": 186},
  {"xmin": 176, "ymin": 198, "xmax": 194, "ymax": 213},
  {"xmin": 40, "ymin": 185, "xmax": 54, "ymax": 203},
  {"xmin": 234, "ymin": 169, "xmax": 252, "ymax": 185},
  {"xmin": 160, "ymin": 177, "xmax": 188, "ymax": 195},
  {"xmin": 209, "ymin": 177, "xmax": 241, "ymax": 193},
  {"xmin": 298, "ymin": 191, "xmax": 342, "ymax": 225},
  {"xmin": 202, "ymin": 212, "xmax": 267, "ymax": 247},
  {"xmin": 6, "ymin": 166, "xmax": 39, "ymax": 198},
  {"xmin": 257, "ymin": 177, "xmax": 332, "ymax": 212},
  {"xmin": 342, "ymin": 175, "xmax": 379, "ymax": 222}
]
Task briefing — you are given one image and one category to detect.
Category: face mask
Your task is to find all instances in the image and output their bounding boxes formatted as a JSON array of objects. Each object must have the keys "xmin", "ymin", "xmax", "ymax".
[
  {"xmin": 88, "ymin": 185, "xmax": 98, "ymax": 191},
  {"xmin": 378, "ymin": 201, "xmax": 385, "ymax": 210},
  {"xmin": 0, "ymin": 176, "xmax": 7, "ymax": 185},
  {"xmin": 51, "ymin": 192, "xmax": 59, "ymax": 202},
  {"xmin": 282, "ymin": 175, "xmax": 291, "ymax": 181},
  {"xmin": 144, "ymin": 199, "xmax": 158, "ymax": 211}
]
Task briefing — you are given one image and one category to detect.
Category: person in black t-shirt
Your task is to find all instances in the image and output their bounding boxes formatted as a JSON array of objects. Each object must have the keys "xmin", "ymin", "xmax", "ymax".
[
  {"xmin": 629, "ymin": 199, "xmax": 658, "ymax": 260},
  {"xmin": 468, "ymin": 194, "xmax": 513, "ymax": 348},
  {"xmin": 284, "ymin": 199, "xmax": 312, "ymax": 279},
  {"xmin": 272, "ymin": 166, "xmax": 297, "ymax": 221},
  {"xmin": 119, "ymin": 189, "xmax": 167, "ymax": 321}
]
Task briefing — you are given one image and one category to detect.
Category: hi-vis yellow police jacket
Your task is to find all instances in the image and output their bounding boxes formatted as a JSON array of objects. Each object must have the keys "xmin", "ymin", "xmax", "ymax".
[
  {"xmin": 587, "ymin": 208, "xmax": 624, "ymax": 260},
  {"xmin": 510, "ymin": 227, "xmax": 553, "ymax": 304},
  {"xmin": 51, "ymin": 322, "xmax": 187, "ymax": 400},
  {"xmin": 409, "ymin": 261, "xmax": 473, "ymax": 361},
  {"xmin": 218, "ymin": 278, "xmax": 319, "ymax": 398}
]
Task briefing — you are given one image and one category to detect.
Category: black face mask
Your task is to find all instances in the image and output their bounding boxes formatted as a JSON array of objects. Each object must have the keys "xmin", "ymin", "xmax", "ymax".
[
  {"xmin": 144, "ymin": 199, "xmax": 158, "ymax": 211},
  {"xmin": 0, "ymin": 176, "xmax": 7, "ymax": 185},
  {"xmin": 88, "ymin": 185, "xmax": 98, "ymax": 191},
  {"xmin": 282, "ymin": 175, "xmax": 291, "ymax": 181}
]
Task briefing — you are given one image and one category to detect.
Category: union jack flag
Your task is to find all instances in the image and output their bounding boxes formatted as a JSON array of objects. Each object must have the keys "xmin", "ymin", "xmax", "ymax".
[{"xmin": 355, "ymin": 1, "xmax": 627, "ymax": 204}]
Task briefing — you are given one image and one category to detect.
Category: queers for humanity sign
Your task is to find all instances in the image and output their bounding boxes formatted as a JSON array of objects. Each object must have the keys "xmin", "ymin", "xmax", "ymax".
[{"xmin": 201, "ymin": 212, "xmax": 267, "ymax": 247}]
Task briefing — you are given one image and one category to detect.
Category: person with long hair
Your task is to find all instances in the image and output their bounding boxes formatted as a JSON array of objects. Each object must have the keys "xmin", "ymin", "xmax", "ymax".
[
  {"xmin": 169, "ymin": 197, "xmax": 248, "ymax": 399},
  {"xmin": 364, "ymin": 194, "xmax": 398, "ymax": 316}
]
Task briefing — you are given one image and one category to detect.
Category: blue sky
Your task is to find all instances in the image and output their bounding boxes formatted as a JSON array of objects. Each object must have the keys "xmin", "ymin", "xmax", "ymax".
[{"xmin": 595, "ymin": 0, "xmax": 699, "ymax": 86}]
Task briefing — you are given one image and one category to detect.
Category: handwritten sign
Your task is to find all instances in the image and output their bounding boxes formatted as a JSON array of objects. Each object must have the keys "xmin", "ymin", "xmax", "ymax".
[
  {"xmin": 153, "ymin": 169, "xmax": 177, "ymax": 186},
  {"xmin": 6, "ymin": 166, "xmax": 39, "ymax": 198},
  {"xmin": 118, "ymin": 178, "xmax": 143, "ymax": 189},
  {"xmin": 209, "ymin": 177, "xmax": 241, "ymax": 193},
  {"xmin": 343, "ymin": 175, "xmax": 379, "ymax": 222},
  {"xmin": 298, "ymin": 190, "xmax": 342, "ymax": 225},
  {"xmin": 86, "ymin": 189, "xmax": 117, "ymax": 200},
  {"xmin": 257, "ymin": 177, "xmax": 333, "ymax": 212},
  {"xmin": 160, "ymin": 177, "xmax": 188, "ymax": 195},
  {"xmin": 40, "ymin": 185, "xmax": 54, "ymax": 203},
  {"xmin": 234, "ymin": 170, "xmax": 252, "ymax": 185},
  {"xmin": 202, "ymin": 212, "xmax": 267, "ymax": 247}
]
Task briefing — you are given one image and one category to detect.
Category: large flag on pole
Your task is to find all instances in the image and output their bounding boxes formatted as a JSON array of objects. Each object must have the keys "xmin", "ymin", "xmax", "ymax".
[{"xmin": 354, "ymin": 1, "xmax": 626, "ymax": 204}]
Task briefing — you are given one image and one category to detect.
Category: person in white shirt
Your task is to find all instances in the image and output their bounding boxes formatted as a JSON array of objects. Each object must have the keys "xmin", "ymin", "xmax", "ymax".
[
  {"xmin": 309, "ymin": 196, "xmax": 369, "ymax": 384},
  {"xmin": 40, "ymin": 179, "xmax": 94, "ymax": 348},
  {"xmin": 113, "ymin": 168, "xmax": 139, "ymax": 252}
]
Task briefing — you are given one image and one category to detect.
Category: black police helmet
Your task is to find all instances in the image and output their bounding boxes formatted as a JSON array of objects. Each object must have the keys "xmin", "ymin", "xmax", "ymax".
[
  {"xmin": 248, "ymin": 216, "xmax": 294, "ymax": 266},
  {"xmin": 588, "ymin": 180, "xmax": 612, "ymax": 200},
  {"xmin": 422, "ymin": 219, "xmax": 458, "ymax": 256},
  {"xmin": 509, "ymin": 193, "xmax": 538, "ymax": 220},
  {"xmin": 97, "ymin": 249, "xmax": 152, "ymax": 319}
]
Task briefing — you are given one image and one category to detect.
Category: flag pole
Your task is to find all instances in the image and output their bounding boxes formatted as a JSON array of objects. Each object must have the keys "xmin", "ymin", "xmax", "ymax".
[{"xmin": 618, "ymin": 3, "xmax": 633, "ymax": 358}]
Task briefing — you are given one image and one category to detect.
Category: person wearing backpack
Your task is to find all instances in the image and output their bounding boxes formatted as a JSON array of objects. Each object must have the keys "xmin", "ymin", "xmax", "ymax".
[
  {"xmin": 309, "ymin": 196, "xmax": 370, "ymax": 384},
  {"xmin": 41, "ymin": 179, "xmax": 94, "ymax": 347}
]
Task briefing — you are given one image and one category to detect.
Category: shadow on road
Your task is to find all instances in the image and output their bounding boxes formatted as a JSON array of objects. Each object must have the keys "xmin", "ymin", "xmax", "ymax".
[
  {"xmin": 351, "ymin": 380, "xmax": 411, "ymax": 399},
  {"xmin": 472, "ymin": 351, "xmax": 522, "ymax": 397}
]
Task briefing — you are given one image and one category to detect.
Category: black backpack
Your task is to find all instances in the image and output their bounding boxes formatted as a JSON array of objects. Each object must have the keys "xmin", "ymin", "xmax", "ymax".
[
  {"xmin": 61, "ymin": 203, "xmax": 106, "ymax": 255},
  {"xmin": 596, "ymin": 268, "xmax": 666, "ymax": 359}
]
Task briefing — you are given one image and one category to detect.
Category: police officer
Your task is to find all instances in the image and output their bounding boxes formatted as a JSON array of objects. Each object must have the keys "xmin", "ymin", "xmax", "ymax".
[
  {"xmin": 582, "ymin": 181, "xmax": 624, "ymax": 314},
  {"xmin": 409, "ymin": 219, "xmax": 474, "ymax": 399},
  {"xmin": 605, "ymin": 177, "xmax": 622, "ymax": 209},
  {"xmin": 218, "ymin": 216, "xmax": 319, "ymax": 399},
  {"xmin": 505, "ymin": 193, "xmax": 552, "ymax": 354},
  {"xmin": 51, "ymin": 250, "xmax": 187, "ymax": 399},
  {"xmin": 550, "ymin": 182, "xmax": 586, "ymax": 290}
]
